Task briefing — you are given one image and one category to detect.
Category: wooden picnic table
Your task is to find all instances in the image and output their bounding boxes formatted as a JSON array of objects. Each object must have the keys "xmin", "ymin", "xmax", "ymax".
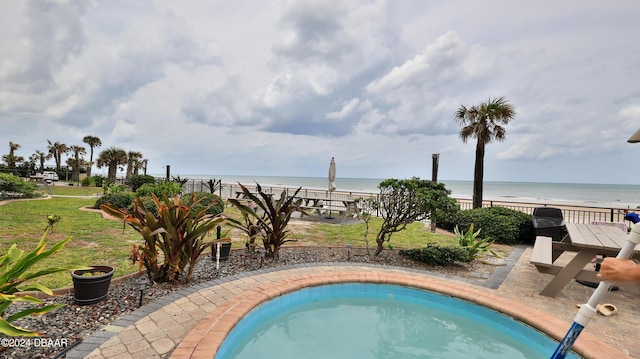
[
  {"xmin": 297, "ymin": 196, "xmax": 361, "ymax": 223},
  {"xmin": 530, "ymin": 223, "xmax": 640, "ymax": 297}
]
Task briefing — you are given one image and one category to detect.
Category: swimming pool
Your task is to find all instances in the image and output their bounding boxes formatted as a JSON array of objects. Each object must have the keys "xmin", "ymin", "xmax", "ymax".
[{"xmin": 216, "ymin": 283, "xmax": 579, "ymax": 358}]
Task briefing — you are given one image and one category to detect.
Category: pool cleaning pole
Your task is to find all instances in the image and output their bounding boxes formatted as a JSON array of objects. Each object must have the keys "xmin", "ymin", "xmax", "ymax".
[{"xmin": 550, "ymin": 223, "xmax": 640, "ymax": 359}]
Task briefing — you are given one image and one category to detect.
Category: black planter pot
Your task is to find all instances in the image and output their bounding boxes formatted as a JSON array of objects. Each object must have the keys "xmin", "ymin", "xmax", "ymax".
[
  {"xmin": 71, "ymin": 265, "xmax": 114, "ymax": 305},
  {"xmin": 212, "ymin": 241, "xmax": 232, "ymax": 261}
]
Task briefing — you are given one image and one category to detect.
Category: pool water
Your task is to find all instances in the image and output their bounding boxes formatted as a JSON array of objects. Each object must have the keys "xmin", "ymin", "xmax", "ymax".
[{"xmin": 217, "ymin": 283, "xmax": 579, "ymax": 359}]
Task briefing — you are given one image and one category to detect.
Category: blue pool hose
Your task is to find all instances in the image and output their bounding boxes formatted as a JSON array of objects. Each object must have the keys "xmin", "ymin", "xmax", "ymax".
[{"xmin": 551, "ymin": 222, "xmax": 640, "ymax": 359}]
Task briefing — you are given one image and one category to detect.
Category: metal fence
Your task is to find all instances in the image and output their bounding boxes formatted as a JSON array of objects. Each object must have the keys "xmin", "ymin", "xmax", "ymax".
[
  {"xmin": 456, "ymin": 199, "xmax": 631, "ymax": 226},
  {"xmin": 175, "ymin": 178, "xmax": 633, "ymax": 227}
]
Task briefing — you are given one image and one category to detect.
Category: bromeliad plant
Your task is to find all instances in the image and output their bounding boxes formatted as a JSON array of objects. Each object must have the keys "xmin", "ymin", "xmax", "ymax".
[
  {"xmin": 227, "ymin": 183, "xmax": 307, "ymax": 258},
  {"xmin": 0, "ymin": 230, "xmax": 82, "ymax": 336},
  {"xmin": 102, "ymin": 192, "xmax": 225, "ymax": 283},
  {"xmin": 454, "ymin": 223, "xmax": 497, "ymax": 261}
]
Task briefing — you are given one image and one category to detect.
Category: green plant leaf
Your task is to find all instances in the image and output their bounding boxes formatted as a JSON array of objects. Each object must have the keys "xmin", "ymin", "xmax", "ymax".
[{"xmin": 0, "ymin": 317, "xmax": 41, "ymax": 337}]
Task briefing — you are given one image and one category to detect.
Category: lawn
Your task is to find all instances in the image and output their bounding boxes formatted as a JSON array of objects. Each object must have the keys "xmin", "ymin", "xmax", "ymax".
[{"xmin": 0, "ymin": 186, "xmax": 461, "ymax": 289}]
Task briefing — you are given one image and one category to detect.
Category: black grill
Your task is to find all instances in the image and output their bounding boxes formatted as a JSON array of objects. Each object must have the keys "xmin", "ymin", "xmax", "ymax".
[{"xmin": 532, "ymin": 207, "xmax": 566, "ymax": 241}]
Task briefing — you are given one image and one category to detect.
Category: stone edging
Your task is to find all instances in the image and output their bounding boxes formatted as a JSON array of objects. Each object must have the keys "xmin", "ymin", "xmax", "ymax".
[{"xmin": 170, "ymin": 267, "xmax": 627, "ymax": 359}]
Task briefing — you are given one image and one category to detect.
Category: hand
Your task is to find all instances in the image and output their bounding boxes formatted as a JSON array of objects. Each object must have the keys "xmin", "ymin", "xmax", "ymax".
[{"xmin": 597, "ymin": 258, "xmax": 640, "ymax": 283}]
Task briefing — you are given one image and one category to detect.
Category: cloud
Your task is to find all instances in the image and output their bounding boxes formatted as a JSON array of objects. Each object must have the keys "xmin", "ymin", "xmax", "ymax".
[
  {"xmin": 1, "ymin": 0, "xmax": 640, "ymax": 185},
  {"xmin": 362, "ymin": 31, "xmax": 497, "ymax": 136},
  {"xmin": 619, "ymin": 104, "xmax": 640, "ymax": 119}
]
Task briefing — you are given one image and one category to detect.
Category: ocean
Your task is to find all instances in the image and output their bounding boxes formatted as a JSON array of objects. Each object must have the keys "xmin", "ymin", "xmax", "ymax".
[{"xmin": 165, "ymin": 174, "xmax": 640, "ymax": 210}]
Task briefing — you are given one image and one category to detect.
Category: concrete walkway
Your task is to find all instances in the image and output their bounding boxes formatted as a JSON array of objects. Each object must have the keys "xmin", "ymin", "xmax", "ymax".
[{"xmin": 63, "ymin": 247, "xmax": 640, "ymax": 359}]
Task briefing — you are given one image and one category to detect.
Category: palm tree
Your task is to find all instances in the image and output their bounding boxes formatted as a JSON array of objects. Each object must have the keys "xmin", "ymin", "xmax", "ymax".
[
  {"xmin": 454, "ymin": 96, "xmax": 516, "ymax": 209},
  {"xmin": 96, "ymin": 147, "xmax": 128, "ymax": 185},
  {"xmin": 136, "ymin": 158, "xmax": 148, "ymax": 175},
  {"xmin": 47, "ymin": 140, "xmax": 69, "ymax": 171},
  {"xmin": 31, "ymin": 150, "xmax": 47, "ymax": 173},
  {"xmin": 66, "ymin": 145, "xmax": 86, "ymax": 182},
  {"xmin": 2, "ymin": 142, "xmax": 24, "ymax": 172},
  {"xmin": 82, "ymin": 135, "xmax": 102, "ymax": 177},
  {"xmin": 125, "ymin": 151, "xmax": 143, "ymax": 181}
]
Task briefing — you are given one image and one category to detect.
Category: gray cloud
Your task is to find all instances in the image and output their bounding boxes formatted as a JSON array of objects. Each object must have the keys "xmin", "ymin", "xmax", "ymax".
[{"xmin": 1, "ymin": 0, "xmax": 639, "ymax": 184}]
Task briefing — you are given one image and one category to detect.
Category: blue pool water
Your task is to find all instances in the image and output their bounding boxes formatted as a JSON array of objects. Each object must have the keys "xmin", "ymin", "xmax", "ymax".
[{"xmin": 216, "ymin": 283, "xmax": 579, "ymax": 359}]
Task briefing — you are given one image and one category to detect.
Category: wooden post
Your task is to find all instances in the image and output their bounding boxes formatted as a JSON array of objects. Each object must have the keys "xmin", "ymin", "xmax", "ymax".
[
  {"xmin": 430, "ymin": 154, "xmax": 439, "ymax": 233},
  {"xmin": 165, "ymin": 165, "xmax": 170, "ymax": 181},
  {"xmin": 431, "ymin": 154, "xmax": 439, "ymax": 182}
]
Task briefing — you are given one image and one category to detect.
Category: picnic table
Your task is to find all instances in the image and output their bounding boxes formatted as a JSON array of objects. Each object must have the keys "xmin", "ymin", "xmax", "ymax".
[
  {"xmin": 298, "ymin": 196, "xmax": 361, "ymax": 223},
  {"xmin": 530, "ymin": 222, "xmax": 639, "ymax": 297}
]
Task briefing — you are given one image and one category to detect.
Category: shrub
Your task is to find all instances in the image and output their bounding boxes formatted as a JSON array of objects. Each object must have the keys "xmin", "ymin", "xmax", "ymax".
[
  {"xmin": 435, "ymin": 206, "xmax": 535, "ymax": 245},
  {"xmin": 157, "ymin": 180, "xmax": 183, "ymax": 196},
  {"xmin": 227, "ymin": 183, "xmax": 305, "ymax": 258},
  {"xmin": 455, "ymin": 224, "xmax": 496, "ymax": 261},
  {"xmin": 184, "ymin": 192, "xmax": 224, "ymax": 216},
  {"xmin": 0, "ymin": 173, "xmax": 38, "ymax": 199},
  {"xmin": 94, "ymin": 193, "xmax": 133, "ymax": 210},
  {"xmin": 128, "ymin": 174, "xmax": 156, "ymax": 192},
  {"xmin": 135, "ymin": 181, "xmax": 182, "ymax": 198},
  {"xmin": 80, "ymin": 176, "xmax": 95, "ymax": 187},
  {"xmin": 0, "ymin": 230, "xmax": 82, "ymax": 336},
  {"xmin": 135, "ymin": 183, "xmax": 157, "ymax": 197},
  {"xmin": 102, "ymin": 193, "xmax": 225, "ymax": 283},
  {"xmin": 374, "ymin": 177, "xmax": 458, "ymax": 256},
  {"xmin": 105, "ymin": 183, "xmax": 128, "ymax": 194},
  {"xmin": 399, "ymin": 243, "xmax": 468, "ymax": 266},
  {"xmin": 92, "ymin": 175, "xmax": 106, "ymax": 188},
  {"xmin": 127, "ymin": 196, "xmax": 158, "ymax": 217}
]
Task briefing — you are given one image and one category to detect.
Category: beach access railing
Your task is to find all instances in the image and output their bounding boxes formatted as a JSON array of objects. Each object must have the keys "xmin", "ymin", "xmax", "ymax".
[
  {"xmin": 178, "ymin": 179, "xmax": 379, "ymax": 214},
  {"xmin": 456, "ymin": 199, "xmax": 632, "ymax": 227},
  {"xmin": 177, "ymin": 179, "xmax": 633, "ymax": 228}
]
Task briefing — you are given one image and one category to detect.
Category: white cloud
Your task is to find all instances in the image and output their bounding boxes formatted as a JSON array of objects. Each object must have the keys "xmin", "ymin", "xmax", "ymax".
[
  {"xmin": 1, "ymin": 0, "xmax": 640, "ymax": 185},
  {"xmin": 619, "ymin": 104, "xmax": 640, "ymax": 119}
]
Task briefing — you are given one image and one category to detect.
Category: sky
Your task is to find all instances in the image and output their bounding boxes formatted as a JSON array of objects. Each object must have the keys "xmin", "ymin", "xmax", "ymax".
[{"xmin": 1, "ymin": 0, "xmax": 640, "ymax": 185}]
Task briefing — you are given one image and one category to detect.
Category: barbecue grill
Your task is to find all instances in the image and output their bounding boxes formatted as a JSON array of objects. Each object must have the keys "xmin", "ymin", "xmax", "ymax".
[{"xmin": 532, "ymin": 207, "xmax": 566, "ymax": 241}]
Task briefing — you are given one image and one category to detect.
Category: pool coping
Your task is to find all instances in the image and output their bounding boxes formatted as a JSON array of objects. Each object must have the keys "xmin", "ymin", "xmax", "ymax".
[
  {"xmin": 64, "ymin": 246, "xmax": 631, "ymax": 359},
  {"xmin": 169, "ymin": 267, "xmax": 626, "ymax": 359}
]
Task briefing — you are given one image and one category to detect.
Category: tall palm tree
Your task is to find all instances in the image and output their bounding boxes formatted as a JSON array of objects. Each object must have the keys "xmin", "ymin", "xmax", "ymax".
[
  {"xmin": 82, "ymin": 135, "xmax": 102, "ymax": 177},
  {"xmin": 2, "ymin": 142, "xmax": 24, "ymax": 171},
  {"xmin": 66, "ymin": 145, "xmax": 86, "ymax": 182},
  {"xmin": 96, "ymin": 147, "xmax": 128, "ymax": 186},
  {"xmin": 125, "ymin": 151, "xmax": 143, "ymax": 181},
  {"xmin": 47, "ymin": 140, "xmax": 69, "ymax": 171},
  {"xmin": 454, "ymin": 96, "xmax": 516, "ymax": 208}
]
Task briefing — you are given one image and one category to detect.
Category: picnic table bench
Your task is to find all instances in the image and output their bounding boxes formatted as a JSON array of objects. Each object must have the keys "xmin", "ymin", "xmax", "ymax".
[{"xmin": 530, "ymin": 223, "xmax": 640, "ymax": 297}]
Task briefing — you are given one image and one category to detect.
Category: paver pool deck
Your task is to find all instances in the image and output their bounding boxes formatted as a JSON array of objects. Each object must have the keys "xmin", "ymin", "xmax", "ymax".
[{"xmin": 64, "ymin": 246, "xmax": 640, "ymax": 359}]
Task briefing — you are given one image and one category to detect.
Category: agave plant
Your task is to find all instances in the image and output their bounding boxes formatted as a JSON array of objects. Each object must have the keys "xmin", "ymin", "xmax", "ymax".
[
  {"xmin": 0, "ymin": 230, "xmax": 82, "ymax": 336},
  {"xmin": 454, "ymin": 223, "xmax": 497, "ymax": 261},
  {"xmin": 102, "ymin": 192, "xmax": 225, "ymax": 283},
  {"xmin": 227, "ymin": 183, "xmax": 307, "ymax": 258}
]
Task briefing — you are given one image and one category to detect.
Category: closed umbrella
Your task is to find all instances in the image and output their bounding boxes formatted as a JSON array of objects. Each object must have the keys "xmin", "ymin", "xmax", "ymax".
[
  {"xmin": 628, "ymin": 127, "xmax": 640, "ymax": 143},
  {"xmin": 327, "ymin": 157, "xmax": 336, "ymax": 219}
]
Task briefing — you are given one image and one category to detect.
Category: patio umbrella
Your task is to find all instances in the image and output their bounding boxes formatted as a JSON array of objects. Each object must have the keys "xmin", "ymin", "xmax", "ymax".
[
  {"xmin": 628, "ymin": 127, "xmax": 640, "ymax": 143},
  {"xmin": 327, "ymin": 157, "xmax": 336, "ymax": 219}
]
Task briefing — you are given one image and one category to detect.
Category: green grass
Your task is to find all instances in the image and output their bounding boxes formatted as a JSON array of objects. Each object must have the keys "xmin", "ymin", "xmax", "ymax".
[
  {"xmin": 0, "ymin": 186, "xmax": 464, "ymax": 289},
  {"xmin": 310, "ymin": 219, "xmax": 457, "ymax": 248},
  {"xmin": 50, "ymin": 185, "xmax": 104, "ymax": 196},
  {"xmin": 0, "ymin": 194, "xmax": 139, "ymax": 289}
]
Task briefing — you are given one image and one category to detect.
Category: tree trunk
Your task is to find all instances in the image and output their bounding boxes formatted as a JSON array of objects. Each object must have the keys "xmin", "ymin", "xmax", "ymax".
[
  {"xmin": 108, "ymin": 165, "xmax": 117, "ymax": 185},
  {"xmin": 374, "ymin": 231, "xmax": 386, "ymax": 256},
  {"xmin": 87, "ymin": 150, "xmax": 94, "ymax": 177},
  {"xmin": 472, "ymin": 140, "xmax": 485, "ymax": 209}
]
